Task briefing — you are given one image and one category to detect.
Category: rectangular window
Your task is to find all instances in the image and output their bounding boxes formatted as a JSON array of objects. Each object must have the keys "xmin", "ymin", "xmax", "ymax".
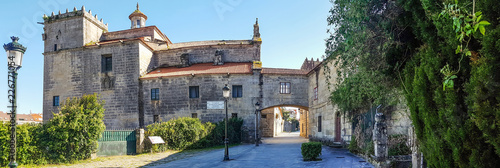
[
  {"xmin": 137, "ymin": 20, "xmax": 140, "ymax": 27},
  {"xmin": 189, "ymin": 86, "xmax": 199, "ymax": 98},
  {"xmin": 314, "ymin": 87, "xmax": 318, "ymax": 100},
  {"xmin": 280, "ymin": 82, "xmax": 291, "ymax": 94},
  {"xmin": 151, "ymin": 88, "xmax": 159, "ymax": 100},
  {"xmin": 318, "ymin": 116, "xmax": 322, "ymax": 132},
  {"xmin": 154, "ymin": 115, "xmax": 159, "ymax": 123},
  {"xmin": 54, "ymin": 44, "xmax": 57, "ymax": 51},
  {"xmin": 232, "ymin": 85, "xmax": 243, "ymax": 98},
  {"xmin": 261, "ymin": 114, "xmax": 267, "ymax": 118},
  {"xmin": 53, "ymin": 96, "xmax": 59, "ymax": 106},
  {"xmin": 232, "ymin": 113, "xmax": 238, "ymax": 118},
  {"xmin": 102, "ymin": 55, "xmax": 112, "ymax": 72},
  {"xmin": 192, "ymin": 113, "xmax": 198, "ymax": 118}
]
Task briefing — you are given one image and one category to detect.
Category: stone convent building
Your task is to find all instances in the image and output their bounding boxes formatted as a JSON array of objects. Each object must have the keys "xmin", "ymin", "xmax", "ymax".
[{"xmin": 42, "ymin": 4, "xmax": 360, "ymax": 143}]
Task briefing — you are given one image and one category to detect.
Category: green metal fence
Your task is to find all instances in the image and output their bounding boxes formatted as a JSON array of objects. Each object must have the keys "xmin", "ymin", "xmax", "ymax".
[{"xmin": 97, "ymin": 130, "xmax": 136, "ymax": 156}]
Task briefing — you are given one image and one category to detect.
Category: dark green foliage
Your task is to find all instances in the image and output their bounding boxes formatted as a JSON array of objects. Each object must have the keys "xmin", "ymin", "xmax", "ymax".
[
  {"xmin": 301, "ymin": 142, "xmax": 322, "ymax": 161},
  {"xmin": 0, "ymin": 94, "xmax": 106, "ymax": 166},
  {"xmin": 40, "ymin": 94, "xmax": 106, "ymax": 163},
  {"xmin": 0, "ymin": 123, "xmax": 46, "ymax": 166},
  {"xmin": 327, "ymin": 0, "xmax": 402, "ymax": 117},
  {"xmin": 146, "ymin": 117, "xmax": 244, "ymax": 151},
  {"xmin": 348, "ymin": 136, "xmax": 360, "ymax": 154},
  {"xmin": 466, "ymin": 26, "xmax": 500, "ymax": 157},
  {"xmin": 327, "ymin": 0, "xmax": 500, "ymax": 167},
  {"xmin": 388, "ymin": 135, "xmax": 411, "ymax": 156},
  {"xmin": 146, "ymin": 117, "xmax": 209, "ymax": 150}
]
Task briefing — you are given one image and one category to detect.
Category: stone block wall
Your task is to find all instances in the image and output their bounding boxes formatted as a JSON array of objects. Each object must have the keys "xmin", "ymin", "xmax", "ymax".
[
  {"xmin": 43, "ymin": 41, "xmax": 143, "ymax": 129},
  {"xmin": 43, "ymin": 9, "xmax": 107, "ymax": 52},
  {"xmin": 156, "ymin": 44, "xmax": 260, "ymax": 67},
  {"xmin": 307, "ymin": 61, "xmax": 352, "ymax": 143},
  {"xmin": 140, "ymin": 73, "xmax": 261, "ymax": 140},
  {"xmin": 299, "ymin": 109, "xmax": 309, "ymax": 138},
  {"xmin": 261, "ymin": 74, "xmax": 309, "ymax": 109},
  {"xmin": 260, "ymin": 108, "xmax": 274, "ymax": 137},
  {"xmin": 386, "ymin": 100, "xmax": 411, "ymax": 136}
]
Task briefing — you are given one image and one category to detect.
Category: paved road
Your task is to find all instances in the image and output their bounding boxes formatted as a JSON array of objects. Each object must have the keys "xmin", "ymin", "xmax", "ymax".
[{"xmin": 144, "ymin": 132, "xmax": 373, "ymax": 168}]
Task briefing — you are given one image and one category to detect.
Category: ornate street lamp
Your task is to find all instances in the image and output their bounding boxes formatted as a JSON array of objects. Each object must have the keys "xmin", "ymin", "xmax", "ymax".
[
  {"xmin": 4, "ymin": 36, "xmax": 27, "ymax": 168},
  {"xmin": 222, "ymin": 84, "xmax": 230, "ymax": 161},
  {"xmin": 254, "ymin": 101, "xmax": 260, "ymax": 146}
]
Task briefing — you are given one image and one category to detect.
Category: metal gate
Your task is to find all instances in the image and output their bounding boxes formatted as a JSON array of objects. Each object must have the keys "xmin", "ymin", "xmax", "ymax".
[{"xmin": 97, "ymin": 130, "xmax": 136, "ymax": 156}]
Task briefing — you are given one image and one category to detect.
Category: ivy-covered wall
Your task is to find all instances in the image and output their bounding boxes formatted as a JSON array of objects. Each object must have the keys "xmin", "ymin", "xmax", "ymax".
[{"xmin": 326, "ymin": 0, "xmax": 500, "ymax": 167}]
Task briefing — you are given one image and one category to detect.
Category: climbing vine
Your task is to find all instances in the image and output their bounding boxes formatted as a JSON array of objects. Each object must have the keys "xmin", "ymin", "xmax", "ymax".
[
  {"xmin": 438, "ymin": 0, "xmax": 490, "ymax": 90},
  {"xmin": 326, "ymin": 0, "xmax": 500, "ymax": 167}
]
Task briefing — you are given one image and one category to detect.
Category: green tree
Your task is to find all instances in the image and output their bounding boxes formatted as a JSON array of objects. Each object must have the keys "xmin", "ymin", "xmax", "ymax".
[
  {"xmin": 326, "ymin": 0, "xmax": 500, "ymax": 167},
  {"xmin": 40, "ymin": 94, "xmax": 106, "ymax": 163}
]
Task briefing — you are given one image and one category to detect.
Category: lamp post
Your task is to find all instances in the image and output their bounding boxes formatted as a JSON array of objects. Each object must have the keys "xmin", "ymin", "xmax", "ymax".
[
  {"xmin": 254, "ymin": 101, "xmax": 260, "ymax": 146},
  {"xmin": 222, "ymin": 84, "xmax": 230, "ymax": 161},
  {"xmin": 4, "ymin": 36, "xmax": 26, "ymax": 168}
]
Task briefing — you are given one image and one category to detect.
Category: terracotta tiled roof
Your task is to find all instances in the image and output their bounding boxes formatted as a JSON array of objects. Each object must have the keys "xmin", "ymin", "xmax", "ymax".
[
  {"xmin": 261, "ymin": 68, "xmax": 308, "ymax": 75},
  {"xmin": 31, "ymin": 114, "xmax": 43, "ymax": 122},
  {"xmin": 141, "ymin": 63, "xmax": 253, "ymax": 79},
  {"xmin": 0, "ymin": 111, "xmax": 41, "ymax": 123}
]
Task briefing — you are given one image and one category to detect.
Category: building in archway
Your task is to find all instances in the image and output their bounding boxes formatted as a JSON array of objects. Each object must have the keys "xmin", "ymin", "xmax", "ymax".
[{"xmin": 41, "ymin": 5, "xmax": 351, "ymax": 143}]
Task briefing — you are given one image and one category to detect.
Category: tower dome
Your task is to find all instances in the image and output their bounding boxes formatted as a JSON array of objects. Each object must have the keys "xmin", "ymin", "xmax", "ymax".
[{"xmin": 129, "ymin": 3, "xmax": 147, "ymax": 29}]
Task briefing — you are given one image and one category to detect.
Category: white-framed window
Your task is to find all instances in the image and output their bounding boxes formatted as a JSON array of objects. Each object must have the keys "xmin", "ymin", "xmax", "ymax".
[{"xmin": 280, "ymin": 82, "xmax": 291, "ymax": 94}]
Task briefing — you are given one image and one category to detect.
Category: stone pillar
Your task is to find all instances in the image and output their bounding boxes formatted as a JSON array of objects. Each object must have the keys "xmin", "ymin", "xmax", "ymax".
[
  {"xmin": 409, "ymin": 126, "xmax": 424, "ymax": 168},
  {"xmin": 136, "ymin": 129, "xmax": 145, "ymax": 154},
  {"xmin": 373, "ymin": 113, "xmax": 387, "ymax": 161}
]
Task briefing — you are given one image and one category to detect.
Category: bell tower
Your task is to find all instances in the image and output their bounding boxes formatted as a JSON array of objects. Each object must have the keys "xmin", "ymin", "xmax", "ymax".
[{"xmin": 129, "ymin": 3, "xmax": 148, "ymax": 29}]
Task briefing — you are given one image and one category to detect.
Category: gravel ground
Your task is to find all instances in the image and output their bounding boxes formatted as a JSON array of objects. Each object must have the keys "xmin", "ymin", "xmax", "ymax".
[{"xmin": 26, "ymin": 149, "xmax": 214, "ymax": 168}]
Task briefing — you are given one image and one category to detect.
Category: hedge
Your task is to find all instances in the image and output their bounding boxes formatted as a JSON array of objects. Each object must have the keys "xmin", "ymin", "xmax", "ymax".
[
  {"xmin": 0, "ymin": 94, "xmax": 105, "ymax": 167},
  {"xmin": 301, "ymin": 142, "xmax": 322, "ymax": 161},
  {"xmin": 146, "ymin": 117, "xmax": 244, "ymax": 151}
]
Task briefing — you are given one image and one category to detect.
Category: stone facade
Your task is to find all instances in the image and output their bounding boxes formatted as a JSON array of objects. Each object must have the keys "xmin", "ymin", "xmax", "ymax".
[
  {"xmin": 299, "ymin": 109, "xmax": 309, "ymax": 138},
  {"xmin": 307, "ymin": 61, "xmax": 352, "ymax": 143},
  {"xmin": 41, "ymin": 6, "xmax": 310, "ymax": 142},
  {"xmin": 259, "ymin": 107, "xmax": 286, "ymax": 137},
  {"xmin": 41, "ymin": 5, "xmax": 411, "ymax": 147}
]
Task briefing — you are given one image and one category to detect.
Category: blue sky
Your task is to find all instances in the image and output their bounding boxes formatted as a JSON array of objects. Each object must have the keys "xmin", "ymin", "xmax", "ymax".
[{"xmin": 0, "ymin": 0, "xmax": 332, "ymax": 114}]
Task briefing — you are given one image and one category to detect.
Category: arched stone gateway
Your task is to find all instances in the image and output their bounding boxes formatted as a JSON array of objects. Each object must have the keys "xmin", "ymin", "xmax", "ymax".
[{"xmin": 259, "ymin": 105, "xmax": 309, "ymax": 138}]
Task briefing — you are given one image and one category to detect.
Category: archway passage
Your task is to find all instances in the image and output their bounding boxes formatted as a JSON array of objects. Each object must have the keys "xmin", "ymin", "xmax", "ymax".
[{"xmin": 259, "ymin": 105, "xmax": 309, "ymax": 140}]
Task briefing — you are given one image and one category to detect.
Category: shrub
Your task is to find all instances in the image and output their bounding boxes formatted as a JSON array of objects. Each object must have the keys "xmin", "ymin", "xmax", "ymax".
[
  {"xmin": 348, "ymin": 136, "xmax": 360, "ymax": 154},
  {"xmin": 388, "ymin": 134, "xmax": 411, "ymax": 156},
  {"xmin": 0, "ymin": 94, "xmax": 105, "ymax": 166},
  {"xmin": 146, "ymin": 117, "xmax": 244, "ymax": 151},
  {"xmin": 39, "ymin": 94, "xmax": 106, "ymax": 163},
  {"xmin": 147, "ymin": 117, "xmax": 208, "ymax": 150},
  {"xmin": 301, "ymin": 142, "xmax": 322, "ymax": 161},
  {"xmin": 0, "ymin": 123, "xmax": 47, "ymax": 166}
]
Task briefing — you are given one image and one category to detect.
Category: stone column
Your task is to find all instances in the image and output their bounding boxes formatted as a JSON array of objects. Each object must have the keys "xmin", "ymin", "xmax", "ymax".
[
  {"xmin": 136, "ymin": 129, "xmax": 145, "ymax": 154},
  {"xmin": 373, "ymin": 113, "xmax": 387, "ymax": 161},
  {"xmin": 409, "ymin": 126, "xmax": 424, "ymax": 168}
]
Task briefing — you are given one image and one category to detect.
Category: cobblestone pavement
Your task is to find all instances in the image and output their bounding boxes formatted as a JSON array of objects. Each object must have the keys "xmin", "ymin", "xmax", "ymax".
[
  {"xmin": 36, "ymin": 132, "xmax": 373, "ymax": 168},
  {"xmin": 146, "ymin": 132, "xmax": 374, "ymax": 168}
]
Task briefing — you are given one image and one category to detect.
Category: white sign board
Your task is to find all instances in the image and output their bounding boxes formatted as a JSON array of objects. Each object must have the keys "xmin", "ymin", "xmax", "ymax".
[
  {"xmin": 207, "ymin": 101, "xmax": 224, "ymax": 109},
  {"xmin": 148, "ymin": 136, "xmax": 165, "ymax": 144}
]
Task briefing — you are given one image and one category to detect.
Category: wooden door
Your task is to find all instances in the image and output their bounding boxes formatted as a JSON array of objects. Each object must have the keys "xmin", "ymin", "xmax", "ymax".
[{"xmin": 335, "ymin": 113, "xmax": 341, "ymax": 142}]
